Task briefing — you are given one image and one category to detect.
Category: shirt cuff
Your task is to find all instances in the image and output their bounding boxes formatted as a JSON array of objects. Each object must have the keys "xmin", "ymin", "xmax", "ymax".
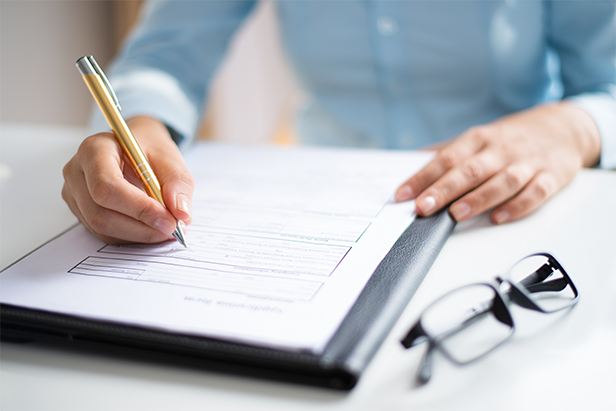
[
  {"xmin": 88, "ymin": 68, "xmax": 199, "ymax": 152},
  {"xmin": 567, "ymin": 91, "xmax": 616, "ymax": 169}
]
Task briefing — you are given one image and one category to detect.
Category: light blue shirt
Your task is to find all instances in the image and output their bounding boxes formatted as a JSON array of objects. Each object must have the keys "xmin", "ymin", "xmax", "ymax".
[{"xmin": 98, "ymin": 0, "xmax": 616, "ymax": 168}]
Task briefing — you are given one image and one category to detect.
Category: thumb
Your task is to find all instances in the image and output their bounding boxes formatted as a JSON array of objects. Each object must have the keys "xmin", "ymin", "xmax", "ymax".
[
  {"xmin": 127, "ymin": 117, "xmax": 195, "ymax": 225},
  {"xmin": 158, "ymin": 159, "xmax": 194, "ymax": 224},
  {"xmin": 148, "ymin": 139, "xmax": 194, "ymax": 225}
]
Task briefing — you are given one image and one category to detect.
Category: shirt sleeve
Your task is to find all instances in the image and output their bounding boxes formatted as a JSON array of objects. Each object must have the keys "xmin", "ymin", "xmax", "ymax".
[
  {"xmin": 89, "ymin": 0, "xmax": 256, "ymax": 150},
  {"xmin": 547, "ymin": 0, "xmax": 616, "ymax": 169}
]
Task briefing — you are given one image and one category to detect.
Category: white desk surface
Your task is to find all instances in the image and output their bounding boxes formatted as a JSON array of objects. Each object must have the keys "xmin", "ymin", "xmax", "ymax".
[{"xmin": 1, "ymin": 123, "xmax": 615, "ymax": 411}]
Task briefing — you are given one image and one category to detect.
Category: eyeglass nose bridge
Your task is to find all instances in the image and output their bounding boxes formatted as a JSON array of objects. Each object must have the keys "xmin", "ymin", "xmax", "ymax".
[{"xmin": 491, "ymin": 288, "xmax": 514, "ymax": 327}]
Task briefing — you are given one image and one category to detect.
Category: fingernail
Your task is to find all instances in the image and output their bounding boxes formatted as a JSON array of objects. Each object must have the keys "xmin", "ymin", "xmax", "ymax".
[
  {"xmin": 153, "ymin": 218, "xmax": 176, "ymax": 234},
  {"xmin": 395, "ymin": 185, "xmax": 414, "ymax": 202},
  {"xmin": 176, "ymin": 194, "xmax": 191, "ymax": 217},
  {"xmin": 493, "ymin": 210, "xmax": 510, "ymax": 224},
  {"xmin": 417, "ymin": 196, "xmax": 436, "ymax": 215},
  {"xmin": 450, "ymin": 202, "xmax": 471, "ymax": 221}
]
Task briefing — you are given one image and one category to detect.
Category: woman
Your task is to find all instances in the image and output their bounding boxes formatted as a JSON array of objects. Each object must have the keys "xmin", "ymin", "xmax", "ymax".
[{"xmin": 62, "ymin": 0, "xmax": 616, "ymax": 244}]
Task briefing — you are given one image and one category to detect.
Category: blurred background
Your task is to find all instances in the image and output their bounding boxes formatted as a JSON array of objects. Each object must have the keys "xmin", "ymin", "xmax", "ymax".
[{"xmin": 0, "ymin": 0, "xmax": 300, "ymax": 143}]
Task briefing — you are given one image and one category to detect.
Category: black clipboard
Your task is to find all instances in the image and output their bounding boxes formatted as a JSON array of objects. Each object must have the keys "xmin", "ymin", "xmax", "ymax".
[{"xmin": 1, "ymin": 209, "xmax": 455, "ymax": 390}]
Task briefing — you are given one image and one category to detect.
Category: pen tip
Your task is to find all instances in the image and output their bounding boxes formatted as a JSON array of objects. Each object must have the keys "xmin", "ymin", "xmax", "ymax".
[{"xmin": 172, "ymin": 221, "xmax": 188, "ymax": 248}]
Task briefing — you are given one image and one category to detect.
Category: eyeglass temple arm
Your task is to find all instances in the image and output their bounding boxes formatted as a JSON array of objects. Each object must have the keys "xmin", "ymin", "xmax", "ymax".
[
  {"xmin": 507, "ymin": 278, "xmax": 569, "ymax": 312},
  {"xmin": 519, "ymin": 263, "xmax": 555, "ymax": 287},
  {"xmin": 401, "ymin": 322, "xmax": 436, "ymax": 385},
  {"xmin": 525, "ymin": 277, "xmax": 568, "ymax": 293},
  {"xmin": 417, "ymin": 340, "xmax": 436, "ymax": 385},
  {"xmin": 401, "ymin": 322, "xmax": 428, "ymax": 349},
  {"xmin": 507, "ymin": 262, "xmax": 568, "ymax": 307}
]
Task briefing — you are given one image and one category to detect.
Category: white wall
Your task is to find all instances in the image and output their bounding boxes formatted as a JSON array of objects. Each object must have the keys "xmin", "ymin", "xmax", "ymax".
[
  {"xmin": 0, "ymin": 0, "xmax": 299, "ymax": 143},
  {"xmin": 205, "ymin": 0, "xmax": 299, "ymax": 143},
  {"xmin": 0, "ymin": 0, "xmax": 114, "ymax": 127}
]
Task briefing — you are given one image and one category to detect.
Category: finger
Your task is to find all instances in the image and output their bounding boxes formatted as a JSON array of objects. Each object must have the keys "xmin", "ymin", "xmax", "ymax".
[
  {"xmin": 121, "ymin": 156, "xmax": 145, "ymax": 189},
  {"xmin": 448, "ymin": 162, "xmax": 536, "ymax": 221},
  {"xmin": 490, "ymin": 171, "xmax": 560, "ymax": 224},
  {"xmin": 62, "ymin": 182, "xmax": 110, "ymax": 243},
  {"xmin": 62, "ymin": 175, "xmax": 168, "ymax": 244},
  {"xmin": 395, "ymin": 130, "xmax": 485, "ymax": 202},
  {"xmin": 413, "ymin": 146, "xmax": 507, "ymax": 216},
  {"xmin": 85, "ymin": 207, "xmax": 172, "ymax": 244},
  {"xmin": 62, "ymin": 180, "xmax": 87, "ymax": 226},
  {"xmin": 62, "ymin": 166, "xmax": 175, "ymax": 244},
  {"xmin": 62, "ymin": 148, "xmax": 97, "ymax": 227},
  {"xmin": 80, "ymin": 136, "xmax": 176, "ymax": 231},
  {"xmin": 68, "ymin": 135, "xmax": 177, "ymax": 235}
]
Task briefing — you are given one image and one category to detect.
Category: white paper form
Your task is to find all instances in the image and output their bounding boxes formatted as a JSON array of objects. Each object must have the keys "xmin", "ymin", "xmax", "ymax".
[{"xmin": 0, "ymin": 144, "xmax": 433, "ymax": 353}]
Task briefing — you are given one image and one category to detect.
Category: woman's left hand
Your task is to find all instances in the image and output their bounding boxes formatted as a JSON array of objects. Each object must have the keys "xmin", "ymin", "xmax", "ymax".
[{"xmin": 395, "ymin": 102, "xmax": 602, "ymax": 224}]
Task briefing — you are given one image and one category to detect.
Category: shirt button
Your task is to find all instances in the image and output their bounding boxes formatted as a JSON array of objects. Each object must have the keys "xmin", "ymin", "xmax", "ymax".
[{"xmin": 377, "ymin": 16, "xmax": 398, "ymax": 36}]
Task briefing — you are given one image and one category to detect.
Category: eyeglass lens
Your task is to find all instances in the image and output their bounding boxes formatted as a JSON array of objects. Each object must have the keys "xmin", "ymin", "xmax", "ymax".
[
  {"xmin": 421, "ymin": 284, "xmax": 514, "ymax": 364},
  {"xmin": 505, "ymin": 254, "xmax": 577, "ymax": 312}
]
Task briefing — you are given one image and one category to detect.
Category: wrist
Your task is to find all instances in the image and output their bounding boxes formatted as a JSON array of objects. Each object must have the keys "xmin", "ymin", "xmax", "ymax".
[
  {"xmin": 126, "ymin": 115, "xmax": 167, "ymax": 139},
  {"xmin": 125, "ymin": 116, "xmax": 180, "ymax": 152},
  {"xmin": 557, "ymin": 102, "xmax": 602, "ymax": 168}
]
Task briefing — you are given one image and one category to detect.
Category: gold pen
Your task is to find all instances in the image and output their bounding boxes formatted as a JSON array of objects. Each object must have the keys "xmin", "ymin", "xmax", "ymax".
[{"xmin": 76, "ymin": 55, "xmax": 187, "ymax": 247}]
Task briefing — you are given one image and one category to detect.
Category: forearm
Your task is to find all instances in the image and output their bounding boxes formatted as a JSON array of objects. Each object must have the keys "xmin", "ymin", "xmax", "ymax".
[
  {"xmin": 491, "ymin": 102, "xmax": 602, "ymax": 168},
  {"xmin": 90, "ymin": 0, "xmax": 256, "ymax": 144}
]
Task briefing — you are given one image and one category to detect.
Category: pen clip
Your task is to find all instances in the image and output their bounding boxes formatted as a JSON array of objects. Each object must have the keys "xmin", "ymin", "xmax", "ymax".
[{"xmin": 79, "ymin": 55, "xmax": 122, "ymax": 112}]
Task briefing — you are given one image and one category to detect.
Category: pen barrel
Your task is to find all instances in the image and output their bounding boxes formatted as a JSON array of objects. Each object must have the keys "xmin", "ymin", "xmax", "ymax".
[{"xmin": 81, "ymin": 74, "xmax": 165, "ymax": 206}]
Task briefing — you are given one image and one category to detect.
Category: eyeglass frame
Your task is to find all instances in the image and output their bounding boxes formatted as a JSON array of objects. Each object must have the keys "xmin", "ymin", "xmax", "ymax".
[{"xmin": 401, "ymin": 252, "xmax": 579, "ymax": 384}]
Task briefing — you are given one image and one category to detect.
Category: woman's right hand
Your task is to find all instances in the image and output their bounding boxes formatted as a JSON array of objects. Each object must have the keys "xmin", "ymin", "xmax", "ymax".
[{"xmin": 62, "ymin": 116, "xmax": 194, "ymax": 244}]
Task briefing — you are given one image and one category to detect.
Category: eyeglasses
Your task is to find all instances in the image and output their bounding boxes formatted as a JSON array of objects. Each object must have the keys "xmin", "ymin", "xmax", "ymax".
[{"xmin": 401, "ymin": 252, "xmax": 579, "ymax": 384}]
